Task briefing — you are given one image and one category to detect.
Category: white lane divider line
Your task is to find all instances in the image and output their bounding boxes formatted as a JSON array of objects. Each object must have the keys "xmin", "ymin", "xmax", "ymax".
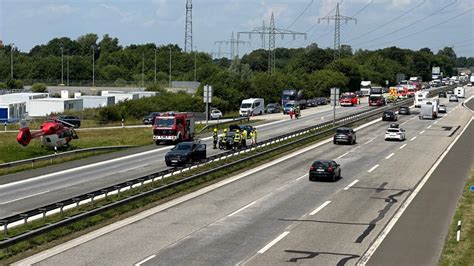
[
  {"xmin": 343, "ymin": 180, "xmax": 359, "ymax": 191},
  {"xmin": 399, "ymin": 144, "xmax": 407, "ymax": 150},
  {"xmin": 135, "ymin": 255, "xmax": 156, "ymax": 266},
  {"xmin": 337, "ymin": 152, "xmax": 350, "ymax": 159},
  {"xmin": 419, "ymin": 130, "xmax": 425, "ymax": 135},
  {"xmin": 433, "ymin": 120, "xmax": 439, "ymax": 124},
  {"xmin": 119, "ymin": 164, "xmax": 149, "ymax": 173},
  {"xmin": 309, "ymin": 201, "xmax": 331, "ymax": 216},
  {"xmin": 368, "ymin": 165, "xmax": 379, "ymax": 173},
  {"xmin": 295, "ymin": 174, "xmax": 307, "ymax": 181},
  {"xmin": 364, "ymin": 139, "xmax": 374, "ymax": 145},
  {"xmin": 427, "ymin": 125, "xmax": 432, "ymax": 129},
  {"xmin": 0, "ymin": 190, "xmax": 51, "ymax": 205},
  {"xmin": 228, "ymin": 201, "xmax": 257, "ymax": 217},
  {"xmin": 410, "ymin": 136, "xmax": 417, "ymax": 141},
  {"xmin": 385, "ymin": 153, "xmax": 395, "ymax": 160},
  {"xmin": 258, "ymin": 231, "xmax": 290, "ymax": 254}
]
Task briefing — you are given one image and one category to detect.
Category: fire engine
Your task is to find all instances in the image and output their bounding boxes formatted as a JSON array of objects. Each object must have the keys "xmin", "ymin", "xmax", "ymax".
[
  {"xmin": 339, "ymin": 92, "xmax": 358, "ymax": 106},
  {"xmin": 153, "ymin": 112, "xmax": 195, "ymax": 144}
]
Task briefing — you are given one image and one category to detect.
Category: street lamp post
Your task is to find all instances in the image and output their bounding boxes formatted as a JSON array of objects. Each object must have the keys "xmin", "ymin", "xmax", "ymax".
[
  {"xmin": 142, "ymin": 52, "xmax": 145, "ymax": 88},
  {"xmin": 194, "ymin": 46, "xmax": 197, "ymax": 82},
  {"xmin": 169, "ymin": 47, "xmax": 172, "ymax": 87},
  {"xmin": 67, "ymin": 52, "xmax": 70, "ymax": 86},
  {"xmin": 60, "ymin": 46, "xmax": 64, "ymax": 85},
  {"xmin": 91, "ymin": 45, "xmax": 95, "ymax": 87},
  {"xmin": 10, "ymin": 43, "xmax": 14, "ymax": 78},
  {"xmin": 154, "ymin": 48, "xmax": 157, "ymax": 84}
]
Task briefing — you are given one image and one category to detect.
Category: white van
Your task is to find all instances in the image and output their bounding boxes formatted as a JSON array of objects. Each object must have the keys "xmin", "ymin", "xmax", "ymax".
[
  {"xmin": 423, "ymin": 99, "xmax": 439, "ymax": 118},
  {"xmin": 454, "ymin": 87, "xmax": 465, "ymax": 98},
  {"xmin": 415, "ymin": 91, "xmax": 428, "ymax": 108},
  {"xmin": 239, "ymin": 98, "xmax": 265, "ymax": 117}
]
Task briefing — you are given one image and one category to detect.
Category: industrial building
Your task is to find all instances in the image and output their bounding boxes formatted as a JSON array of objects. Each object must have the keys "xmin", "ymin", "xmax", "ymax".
[
  {"xmin": 74, "ymin": 95, "xmax": 115, "ymax": 109},
  {"xmin": 0, "ymin": 101, "xmax": 27, "ymax": 122},
  {"xmin": 101, "ymin": 91, "xmax": 139, "ymax": 103},
  {"xmin": 28, "ymin": 98, "xmax": 83, "ymax": 117}
]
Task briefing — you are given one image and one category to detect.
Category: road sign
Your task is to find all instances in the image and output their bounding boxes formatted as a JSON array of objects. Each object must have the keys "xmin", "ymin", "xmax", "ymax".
[
  {"xmin": 432, "ymin": 66, "xmax": 441, "ymax": 75},
  {"xmin": 203, "ymin": 85, "xmax": 212, "ymax": 103},
  {"xmin": 470, "ymin": 185, "xmax": 474, "ymax": 192},
  {"xmin": 330, "ymin": 87, "xmax": 340, "ymax": 106}
]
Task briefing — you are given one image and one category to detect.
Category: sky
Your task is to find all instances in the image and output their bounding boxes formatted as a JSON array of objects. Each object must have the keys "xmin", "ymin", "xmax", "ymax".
[{"xmin": 0, "ymin": 0, "xmax": 473, "ymax": 57}]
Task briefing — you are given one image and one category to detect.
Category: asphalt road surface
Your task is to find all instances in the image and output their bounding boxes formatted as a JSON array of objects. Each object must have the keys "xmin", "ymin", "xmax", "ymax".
[
  {"xmin": 17, "ymin": 87, "xmax": 473, "ymax": 266},
  {"xmin": 0, "ymin": 102, "xmax": 372, "ymax": 218}
]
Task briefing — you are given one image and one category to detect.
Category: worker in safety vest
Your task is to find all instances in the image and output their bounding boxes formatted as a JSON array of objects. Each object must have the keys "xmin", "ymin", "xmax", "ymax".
[
  {"xmin": 250, "ymin": 128, "xmax": 256, "ymax": 145},
  {"xmin": 295, "ymin": 105, "xmax": 301, "ymax": 119},
  {"xmin": 220, "ymin": 128, "xmax": 227, "ymax": 149},
  {"xmin": 212, "ymin": 128, "xmax": 218, "ymax": 149},
  {"xmin": 253, "ymin": 128, "xmax": 258, "ymax": 145},
  {"xmin": 234, "ymin": 129, "xmax": 241, "ymax": 150},
  {"xmin": 242, "ymin": 129, "xmax": 247, "ymax": 147}
]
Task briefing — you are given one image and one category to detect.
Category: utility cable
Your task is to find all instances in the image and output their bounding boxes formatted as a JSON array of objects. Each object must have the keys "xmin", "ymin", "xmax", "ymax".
[{"xmin": 285, "ymin": 0, "xmax": 314, "ymax": 30}]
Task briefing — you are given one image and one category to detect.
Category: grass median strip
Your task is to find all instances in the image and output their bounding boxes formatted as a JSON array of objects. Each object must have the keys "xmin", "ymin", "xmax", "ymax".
[{"xmin": 439, "ymin": 170, "xmax": 473, "ymax": 266}]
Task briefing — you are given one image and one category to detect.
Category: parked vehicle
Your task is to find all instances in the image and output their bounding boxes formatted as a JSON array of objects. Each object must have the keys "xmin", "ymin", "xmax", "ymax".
[
  {"xmin": 281, "ymin": 89, "xmax": 304, "ymax": 107},
  {"xmin": 306, "ymin": 98, "xmax": 318, "ymax": 107},
  {"xmin": 446, "ymin": 90, "xmax": 454, "ymax": 95},
  {"xmin": 454, "ymin": 87, "xmax": 465, "ymax": 98},
  {"xmin": 57, "ymin": 115, "xmax": 81, "ymax": 128},
  {"xmin": 360, "ymin": 81, "xmax": 372, "ymax": 96},
  {"xmin": 339, "ymin": 92, "xmax": 358, "ymax": 106},
  {"xmin": 369, "ymin": 95, "xmax": 386, "ymax": 106},
  {"xmin": 438, "ymin": 104, "xmax": 447, "ymax": 113},
  {"xmin": 438, "ymin": 91, "xmax": 447, "ymax": 98},
  {"xmin": 239, "ymin": 98, "xmax": 264, "ymax": 117},
  {"xmin": 219, "ymin": 131, "xmax": 236, "ymax": 150},
  {"xmin": 385, "ymin": 128, "xmax": 406, "ymax": 141},
  {"xmin": 210, "ymin": 109, "xmax": 223, "ymax": 120},
  {"xmin": 382, "ymin": 111, "xmax": 398, "ymax": 121},
  {"xmin": 229, "ymin": 124, "xmax": 254, "ymax": 139},
  {"xmin": 420, "ymin": 102, "xmax": 435, "ymax": 120},
  {"xmin": 165, "ymin": 141, "xmax": 206, "ymax": 166},
  {"xmin": 333, "ymin": 127, "xmax": 357, "ymax": 145},
  {"xmin": 283, "ymin": 101, "xmax": 296, "ymax": 114},
  {"xmin": 153, "ymin": 112, "xmax": 195, "ymax": 144},
  {"xmin": 309, "ymin": 160, "xmax": 341, "ymax": 182},
  {"xmin": 265, "ymin": 103, "xmax": 281, "ymax": 113},
  {"xmin": 449, "ymin": 95, "xmax": 458, "ymax": 102},
  {"xmin": 316, "ymin": 97, "xmax": 328, "ymax": 105},
  {"xmin": 398, "ymin": 106, "xmax": 411, "ymax": 115},
  {"xmin": 143, "ymin": 112, "xmax": 161, "ymax": 125}
]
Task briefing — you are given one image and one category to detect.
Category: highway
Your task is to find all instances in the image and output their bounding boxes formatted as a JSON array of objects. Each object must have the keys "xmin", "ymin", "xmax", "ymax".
[
  {"xmin": 17, "ymin": 87, "xmax": 473, "ymax": 265},
  {"xmin": 0, "ymin": 103, "xmax": 373, "ymax": 218}
]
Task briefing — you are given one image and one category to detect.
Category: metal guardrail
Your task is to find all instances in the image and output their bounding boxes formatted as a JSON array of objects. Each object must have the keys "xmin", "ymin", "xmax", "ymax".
[
  {"xmin": 0, "ymin": 85, "xmax": 458, "ymax": 249},
  {"xmin": 198, "ymin": 116, "xmax": 250, "ymax": 134},
  {"xmin": 0, "ymin": 146, "xmax": 134, "ymax": 169}
]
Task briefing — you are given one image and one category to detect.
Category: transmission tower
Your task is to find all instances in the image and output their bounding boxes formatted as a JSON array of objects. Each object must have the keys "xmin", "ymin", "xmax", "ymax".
[
  {"xmin": 238, "ymin": 12, "xmax": 306, "ymax": 74},
  {"xmin": 214, "ymin": 32, "xmax": 251, "ymax": 59},
  {"xmin": 318, "ymin": 3, "xmax": 356, "ymax": 60},
  {"xmin": 185, "ymin": 0, "xmax": 193, "ymax": 52}
]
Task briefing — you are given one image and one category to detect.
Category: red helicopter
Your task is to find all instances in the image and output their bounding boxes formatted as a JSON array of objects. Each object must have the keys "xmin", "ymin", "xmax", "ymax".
[{"xmin": 16, "ymin": 119, "xmax": 78, "ymax": 149}]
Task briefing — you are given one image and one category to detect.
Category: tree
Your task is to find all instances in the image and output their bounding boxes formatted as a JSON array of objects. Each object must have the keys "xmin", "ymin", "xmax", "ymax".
[
  {"xmin": 98, "ymin": 34, "xmax": 122, "ymax": 54},
  {"xmin": 31, "ymin": 83, "xmax": 48, "ymax": 92}
]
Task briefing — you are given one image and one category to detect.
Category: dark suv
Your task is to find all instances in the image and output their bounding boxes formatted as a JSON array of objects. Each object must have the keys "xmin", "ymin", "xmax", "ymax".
[
  {"xmin": 333, "ymin": 127, "xmax": 356, "ymax": 145},
  {"xmin": 57, "ymin": 115, "xmax": 81, "ymax": 128},
  {"xmin": 382, "ymin": 111, "xmax": 397, "ymax": 121},
  {"xmin": 309, "ymin": 160, "xmax": 341, "ymax": 182},
  {"xmin": 438, "ymin": 91, "xmax": 447, "ymax": 98},
  {"xmin": 165, "ymin": 141, "xmax": 206, "ymax": 166}
]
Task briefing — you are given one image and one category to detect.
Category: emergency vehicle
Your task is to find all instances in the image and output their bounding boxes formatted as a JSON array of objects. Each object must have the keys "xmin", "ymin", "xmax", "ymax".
[
  {"xmin": 339, "ymin": 92, "xmax": 358, "ymax": 106},
  {"xmin": 153, "ymin": 112, "xmax": 195, "ymax": 144}
]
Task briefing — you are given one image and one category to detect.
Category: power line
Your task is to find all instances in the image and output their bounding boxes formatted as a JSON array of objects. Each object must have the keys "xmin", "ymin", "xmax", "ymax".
[
  {"xmin": 285, "ymin": 0, "xmax": 314, "ymax": 30},
  {"xmin": 353, "ymin": 0, "xmax": 457, "ymax": 47},
  {"xmin": 214, "ymin": 32, "xmax": 251, "ymax": 59}
]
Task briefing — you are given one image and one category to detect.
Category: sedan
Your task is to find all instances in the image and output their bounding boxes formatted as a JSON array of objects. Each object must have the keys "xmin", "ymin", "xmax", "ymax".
[
  {"xmin": 398, "ymin": 106, "xmax": 411, "ymax": 115},
  {"xmin": 382, "ymin": 111, "xmax": 398, "ymax": 121},
  {"xmin": 265, "ymin": 103, "xmax": 281, "ymax": 113},
  {"xmin": 210, "ymin": 109, "xmax": 223, "ymax": 119},
  {"xmin": 449, "ymin": 95, "xmax": 458, "ymax": 102},
  {"xmin": 165, "ymin": 141, "xmax": 207, "ymax": 166},
  {"xmin": 385, "ymin": 128, "xmax": 406, "ymax": 141},
  {"xmin": 309, "ymin": 160, "xmax": 341, "ymax": 182},
  {"xmin": 438, "ymin": 91, "xmax": 447, "ymax": 98},
  {"xmin": 438, "ymin": 104, "xmax": 447, "ymax": 113}
]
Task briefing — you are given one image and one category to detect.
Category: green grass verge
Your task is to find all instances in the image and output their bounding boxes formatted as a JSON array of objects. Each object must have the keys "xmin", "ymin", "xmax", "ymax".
[{"xmin": 439, "ymin": 170, "xmax": 473, "ymax": 266}]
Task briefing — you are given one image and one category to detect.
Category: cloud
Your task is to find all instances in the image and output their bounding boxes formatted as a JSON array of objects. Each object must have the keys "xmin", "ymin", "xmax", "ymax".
[
  {"xmin": 100, "ymin": 3, "xmax": 133, "ymax": 23},
  {"xmin": 391, "ymin": 0, "xmax": 412, "ymax": 7}
]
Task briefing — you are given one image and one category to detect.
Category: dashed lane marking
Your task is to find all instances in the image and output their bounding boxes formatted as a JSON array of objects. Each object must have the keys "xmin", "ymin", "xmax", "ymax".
[
  {"xmin": 368, "ymin": 165, "xmax": 379, "ymax": 173},
  {"xmin": 344, "ymin": 180, "xmax": 359, "ymax": 190},
  {"xmin": 309, "ymin": 201, "xmax": 332, "ymax": 216}
]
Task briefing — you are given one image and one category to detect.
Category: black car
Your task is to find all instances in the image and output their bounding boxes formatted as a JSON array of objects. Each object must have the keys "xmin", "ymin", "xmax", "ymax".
[
  {"xmin": 306, "ymin": 98, "xmax": 318, "ymax": 107},
  {"xmin": 57, "ymin": 115, "xmax": 81, "ymax": 128},
  {"xmin": 143, "ymin": 112, "xmax": 161, "ymax": 125},
  {"xmin": 438, "ymin": 91, "xmax": 447, "ymax": 98},
  {"xmin": 382, "ymin": 111, "xmax": 398, "ymax": 121},
  {"xmin": 165, "ymin": 141, "xmax": 206, "ymax": 166},
  {"xmin": 229, "ymin": 124, "xmax": 253, "ymax": 139},
  {"xmin": 265, "ymin": 103, "xmax": 281, "ymax": 113},
  {"xmin": 309, "ymin": 160, "xmax": 341, "ymax": 182},
  {"xmin": 333, "ymin": 127, "xmax": 356, "ymax": 145},
  {"xmin": 398, "ymin": 106, "xmax": 411, "ymax": 115},
  {"xmin": 219, "ymin": 131, "xmax": 236, "ymax": 150},
  {"xmin": 316, "ymin": 97, "xmax": 328, "ymax": 105}
]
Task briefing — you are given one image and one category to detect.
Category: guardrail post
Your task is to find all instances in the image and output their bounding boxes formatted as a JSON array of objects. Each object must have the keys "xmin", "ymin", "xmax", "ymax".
[
  {"xmin": 56, "ymin": 203, "xmax": 65, "ymax": 217},
  {"xmin": 72, "ymin": 197, "xmax": 80, "ymax": 207},
  {"xmin": 115, "ymin": 185, "xmax": 121, "ymax": 196},
  {"xmin": 39, "ymin": 208, "xmax": 47, "ymax": 223},
  {"xmin": 126, "ymin": 181, "xmax": 134, "ymax": 190},
  {"xmin": 88, "ymin": 194, "xmax": 95, "ymax": 207},
  {"xmin": 0, "ymin": 220, "xmax": 7, "ymax": 235},
  {"xmin": 101, "ymin": 190, "xmax": 109, "ymax": 200},
  {"xmin": 4, "ymin": 122, "xmax": 6, "ymax": 132},
  {"xmin": 121, "ymin": 119, "xmax": 124, "ymax": 128},
  {"xmin": 20, "ymin": 214, "xmax": 29, "ymax": 226}
]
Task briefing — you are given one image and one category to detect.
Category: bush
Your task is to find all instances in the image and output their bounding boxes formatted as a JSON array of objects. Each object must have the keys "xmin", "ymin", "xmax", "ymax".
[
  {"xmin": 31, "ymin": 83, "xmax": 48, "ymax": 92},
  {"xmin": 6, "ymin": 78, "xmax": 24, "ymax": 89},
  {"xmin": 114, "ymin": 78, "xmax": 127, "ymax": 87},
  {"xmin": 0, "ymin": 82, "xmax": 6, "ymax": 89}
]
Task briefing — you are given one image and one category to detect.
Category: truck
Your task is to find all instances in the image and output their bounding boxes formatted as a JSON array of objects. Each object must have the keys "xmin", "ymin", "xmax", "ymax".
[
  {"xmin": 281, "ymin": 89, "xmax": 306, "ymax": 109},
  {"xmin": 368, "ymin": 87, "xmax": 386, "ymax": 106},
  {"xmin": 454, "ymin": 86, "xmax": 465, "ymax": 98},
  {"xmin": 239, "ymin": 98, "xmax": 265, "ymax": 117},
  {"xmin": 153, "ymin": 112, "xmax": 195, "ymax": 144},
  {"xmin": 360, "ymin": 81, "xmax": 372, "ymax": 96},
  {"xmin": 339, "ymin": 92, "xmax": 358, "ymax": 106}
]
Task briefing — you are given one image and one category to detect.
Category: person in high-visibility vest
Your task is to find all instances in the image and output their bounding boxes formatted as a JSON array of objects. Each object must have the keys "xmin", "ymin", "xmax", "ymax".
[
  {"xmin": 250, "ymin": 128, "xmax": 256, "ymax": 145},
  {"xmin": 254, "ymin": 128, "xmax": 258, "ymax": 144},
  {"xmin": 234, "ymin": 129, "xmax": 241, "ymax": 150},
  {"xmin": 212, "ymin": 128, "xmax": 218, "ymax": 149},
  {"xmin": 220, "ymin": 128, "xmax": 227, "ymax": 149},
  {"xmin": 241, "ymin": 129, "xmax": 247, "ymax": 147}
]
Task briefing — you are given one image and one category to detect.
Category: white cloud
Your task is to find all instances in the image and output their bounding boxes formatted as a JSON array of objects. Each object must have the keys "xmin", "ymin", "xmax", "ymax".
[{"xmin": 391, "ymin": 0, "xmax": 412, "ymax": 7}]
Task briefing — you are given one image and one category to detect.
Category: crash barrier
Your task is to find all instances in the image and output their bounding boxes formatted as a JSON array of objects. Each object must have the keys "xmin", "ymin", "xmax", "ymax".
[
  {"xmin": 198, "ymin": 116, "xmax": 250, "ymax": 134},
  {"xmin": 0, "ymin": 85, "xmax": 457, "ymax": 249},
  {"xmin": 0, "ymin": 146, "xmax": 134, "ymax": 169}
]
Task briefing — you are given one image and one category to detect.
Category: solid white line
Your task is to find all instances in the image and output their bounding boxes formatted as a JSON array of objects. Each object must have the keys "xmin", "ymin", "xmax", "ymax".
[
  {"xmin": 119, "ymin": 164, "xmax": 149, "ymax": 173},
  {"xmin": 358, "ymin": 117, "xmax": 473, "ymax": 266},
  {"xmin": 135, "ymin": 255, "xmax": 156, "ymax": 266},
  {"xmin": 399, "ymin": 144, "xmax": 407, "ymax": 150},
  {"xmin": 433, "ymin": 121, "xmax": 439, "ymax": 124},
  {"xmin": 410, "ymin": 136, "xmax": 417, "ymax": 142},
  {"xmin": 364, "ymin": 139, "xmax": 374, "ymax": 144},
  {"xmin": 309, "ymin": 201, "xmax": 331, "ymax": 216},
  {"xmin": 337, "ymin": 152, "xmax": 350, "ymax": 159},
  {"xmin": 427, "ymin": 125, "xmax": 432, "ymax": 129},
  {"xmin": 368, "ymin": 165, "xmax": 379, "ymax": 173},
  {"xmin": 0, "ymin": 190, "xmax": 51, "ymax": 205},
  {"xmin": 295, "ymin": 174, "xmax": 307, "ymax": 181},
  {"xmin": 343, "ymin": 179, "xmax": 359, "ymax": 190},
  {"xmin": 228, "ymin": 201, "xmax": 256, "ymax": 217},
  {"xmin": 258, "ymin": 231, "xmax": 290, "ymax": 254},
  {"xmin": 419, "ymin": 130, "xmax": 425, "ymax": 135},
  {"xmin": 385, "ymin": 153, "xmax": 394, "ymax": 160}
]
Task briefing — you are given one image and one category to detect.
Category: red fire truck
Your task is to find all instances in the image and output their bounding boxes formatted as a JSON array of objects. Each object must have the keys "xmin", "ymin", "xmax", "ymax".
[
  {"xmin": 153, "ymin": 112, "xmax": 195, "ymax": 144},
  {"xmin": 339, "ymin": 92, "xmax": 358, "ymax": 106}
]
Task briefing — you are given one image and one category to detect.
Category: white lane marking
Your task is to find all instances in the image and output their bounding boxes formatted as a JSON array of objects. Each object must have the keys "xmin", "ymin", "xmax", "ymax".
[
  {"xmin": 119, "ymin": 164, "xmax": 149, "ymax": 173},
  {"xmin": 337, "ymin": 152, "xmax": 350, "ymax": 159},
  {"xmin": 0, "ymin": 190, "xmax": 51, "ymax": 205},
  {"xmin": 135, "ymin": 255, "xmax": 156, "ymax": 266},
  {"xmin": 427, "ymin": 125, "xmax": 432, "ymax": 129},
  {"xmin": 410, "ymin": 136, "xmax": 417, "ymax": 141},
  {"xmin": 368, "ymin": 164, "xmax": 379, "ymax": 173},
  {"xmin": 343, "ymin": 179, "xmax": 359, "ymax": 190},
  {"xmin": 258, "ymin": 231, "xmax": 290, "ymax": 254},
  {"xmin": 295, "ymin": 174, "xmax": 307, "ymax": 181},
  {"xmin": 228, "ymin": 201, "xmax": 257, "ymax": 217},
  {"xmin": 358, "ymin": 117, "xmax": 473, "ymax": 266},
  {"xmin": 364, "ymin": 139, "xmax": 374, "ymax": 144},
  {"xmin": 385, "ymin": 153, "xmax": 394, "ymax": 160},
  {"xmin": 399, "ymin": 144, "xmax": 407, "ymax": 150},
  {"xmin": 309, "ymin": 201, "xmax": 331, "ymax": 216},
  {"xmin": 419, "ymin": 130, "xmax": 425, "ymax": 135},
  {"xmin": 433, "ymin": 121, "xmax": 439, "ymax": 124},
  {"xmin": 400, "ymin": 121, "xmax": 408, "ymax": 125}
]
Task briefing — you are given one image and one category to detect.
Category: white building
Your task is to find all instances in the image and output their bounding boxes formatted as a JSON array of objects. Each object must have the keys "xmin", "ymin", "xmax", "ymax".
[
  {"xmin": 130, "ymin": 91, "xmax": 158, "ymax": 98},
  {"xmin": 101, "ymin": 91, "xmax": 139, "ymax": 103},
  {"xmin": 28, "ymin": 98, "xmax": 83, "ymax": 117},
  {"xmin": 75, "ymin": 95, "xmax": 115, "ymax": 109},
  {"xmin": 0, "ymin": 101, "xmax": 27, "ymax": 122},
  {"xmin": 0, "ymin": 92, "xmax": 49, "ymax": 114}
]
